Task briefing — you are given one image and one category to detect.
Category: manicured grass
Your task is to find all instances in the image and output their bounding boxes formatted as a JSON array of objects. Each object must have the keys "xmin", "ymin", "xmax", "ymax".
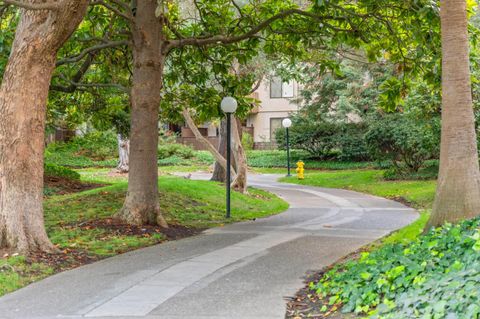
[
  {"xmin": 1, "ymin": 169, "xmax": 288, "ymax": 297},
  {"xmin": 279, "ymin": 169, "xmax": 436, "ymax": 209},
  {"xmin": 0, "ymin": 256, "xmax": 53, "ymax": 296}
]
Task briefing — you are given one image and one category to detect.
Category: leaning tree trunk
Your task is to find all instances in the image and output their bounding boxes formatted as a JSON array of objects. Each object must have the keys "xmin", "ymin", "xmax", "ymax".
[
  {"xmin": 116, "ymin": 134, "xmax": 130, "ymax": 173},
  {"xmin": 182, "ymin": 109, "xmax": 236, "ymax": 176},
  {"xmin": 0, "ymin": 1, "xmax": 89, "ymax": 253},
  {"xmin": 231, "ymin": 117, "xmax": 248, "ymax": 193},
  {"xmin": 116, "ymin": 0, "xmax": 168, "ymax": 228},
  {"xmin": 426, "ymin": 0, "xmax": 480, "ymax": 229},
  {"xmin": 211, "ymin": 119, "xmax": 227, "ymax": 182}
]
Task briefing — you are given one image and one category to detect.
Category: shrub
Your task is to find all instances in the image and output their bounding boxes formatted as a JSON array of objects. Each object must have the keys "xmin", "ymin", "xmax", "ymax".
[
  {"xmin": 275, "ymin": 119, "xmax": 337, "ymax": 159},
  {"xmin": 383, "ymin": 160, "xmax": 439, "ymax": 181},
  {"xmin": 365, "ymin": 115, "xmax": 440, "ymax": 173},
  {"xmin": 332, "ymin": 123, "xmax": 370, "ymax": 162},
  {"xmin": 44, "ymin": 163, "xmax": 80, "ymax": 180},
  {"xmin": 45, "ymin": 131, "xmax": 118, "ymax": 167},
  {"xmin": 275, "ymin": 119, "xmax": 369, "ymax": 161},
  {"xmin": 157, "ymin": 143, "xmax": 195, "ymax": 160},
  {"xmin": 242, "ymin": 132, "xmax": 254, "ymax": 150}
]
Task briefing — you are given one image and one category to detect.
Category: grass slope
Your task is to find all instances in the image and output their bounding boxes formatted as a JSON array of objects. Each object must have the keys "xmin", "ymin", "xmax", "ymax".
[{"xmin": 1, "ymin": 171, "xmax": 288, "ymax": 297}]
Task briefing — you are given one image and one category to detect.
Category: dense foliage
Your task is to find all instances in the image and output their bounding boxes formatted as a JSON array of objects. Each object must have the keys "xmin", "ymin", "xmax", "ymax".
[
  {"xmin": 276, "ymin": 120, "xmax": 369, "ymax": 161},
  {"xmin": 365, "ymin": 115, "xmax": 441, "ymax": 173},
  {"xmin": 45, "ymin": 131, "xmax": 118, "ymax": 167},
  {"xmin": 312, "ymin": 218, "xmax": 480, "ymax": 318}
]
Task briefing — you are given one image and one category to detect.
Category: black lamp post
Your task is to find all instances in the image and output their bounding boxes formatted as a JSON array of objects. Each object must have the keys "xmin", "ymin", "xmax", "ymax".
[
  {"xmin": 221, "ymin": 97, "xmax": 238, "ymax": 218},
  {"xmin": 282, "ymin": 118, "xmax": 292, "ymax": 177}
]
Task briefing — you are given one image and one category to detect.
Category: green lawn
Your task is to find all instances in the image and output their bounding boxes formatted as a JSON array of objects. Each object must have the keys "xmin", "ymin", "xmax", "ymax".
[
  {"xmin": 1, "ymin": 169, "xmax": 288, "ymax": 297},
  {"xmin": 279, "ymin": 169, "xmax": 436, "ymax": 209}
]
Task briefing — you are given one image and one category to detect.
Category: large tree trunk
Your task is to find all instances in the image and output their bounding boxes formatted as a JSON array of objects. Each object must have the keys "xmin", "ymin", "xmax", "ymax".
[
  {"xmin": 116, "ymin": 134, "xmax": 129, "ymax": 173},
  {"xmin": 0, "ymin": 1, "xmax": 89, "ymax": 253},
  {"xmin": 426, "ymin": 0, "xmax": 480, "ymax": 228},
  {"xmin": 116, "ymin": 0, "xmax": 168, "ymax": 228},
  {"xmin": 231, "ymin": 117, "xmax": 248, "ymax": 193}
]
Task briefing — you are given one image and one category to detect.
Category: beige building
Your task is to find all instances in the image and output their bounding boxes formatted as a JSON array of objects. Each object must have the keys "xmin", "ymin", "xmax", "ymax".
[
  {"xmin": 246, "ymin": 77, "xmax": 300, "ymax": 149},
  {"xmin": 177, "ymin": 77, "xmax": 300, "ymax": 150}
]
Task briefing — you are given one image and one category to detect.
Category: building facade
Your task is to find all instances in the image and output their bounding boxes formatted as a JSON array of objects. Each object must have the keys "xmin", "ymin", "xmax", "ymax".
[{"xmin": 246, "ymin": 77, "xmax": 300, "ymax": 149}]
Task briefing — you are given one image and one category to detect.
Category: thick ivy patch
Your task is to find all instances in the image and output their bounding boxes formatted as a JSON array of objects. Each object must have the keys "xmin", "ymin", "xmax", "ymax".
[{"xmin": 311, "ymin": 218, "xmax": 480, "ymax": 318}]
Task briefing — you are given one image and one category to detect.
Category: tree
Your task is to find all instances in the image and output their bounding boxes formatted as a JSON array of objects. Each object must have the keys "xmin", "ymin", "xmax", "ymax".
[
  {"xmin": 115, "ymin": 0, "xmax": 168, "ymax": 227},
  {"xmin": 0, "ymin": 0, "xmax": 89, "ymax": 253},
  {"xmin": 426, "ymin": 0, "xmax": 480, "ymax": 228}
]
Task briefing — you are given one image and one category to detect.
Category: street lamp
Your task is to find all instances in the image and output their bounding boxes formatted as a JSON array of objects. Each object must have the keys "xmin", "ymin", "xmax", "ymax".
[
  {"xmin": 282, "ymin": 118, "xmax": 292, "ymax": 177},
  {"xmin": 221, "ymin": 97, "xmax": 238, "ymax": 218}
]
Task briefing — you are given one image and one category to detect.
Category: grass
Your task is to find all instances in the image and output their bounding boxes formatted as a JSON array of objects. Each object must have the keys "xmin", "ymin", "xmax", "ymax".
[
  {"xmin": 0, "ymin": 256, "xmax": 54, "ymax": 296},
  {"xmin": 0, "ymin": 169, "xmax": 288, "ymax": 297},
  {"xmin": 279, "ymin": 169, "xmax": 436, "ymax": 209}
]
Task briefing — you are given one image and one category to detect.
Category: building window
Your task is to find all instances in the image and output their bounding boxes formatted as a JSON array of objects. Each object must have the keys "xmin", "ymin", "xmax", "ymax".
[
  {"xmin": 270, "ymin": 118, "xmax": 284, "ymax": 142},
  {"xmin": 270, "ymin": 77, "xmax": 294, "ymax": 98}
]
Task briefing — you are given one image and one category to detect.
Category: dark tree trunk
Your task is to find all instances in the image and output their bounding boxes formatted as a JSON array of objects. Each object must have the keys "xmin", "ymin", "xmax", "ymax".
[
  {"xmin": 211, "ymin": 119, "xmax": 227, "ymax": 182},
  {"xmin": 211, "ymin": 119, "xmax": 239, "ymax": 182},
  {"xmin": 0, "ymin": 1, "xmax": 89, "ymax": 253},
  {"xmin": 116, "ymin": 0, "xmax": 168, "ymax": 227}
]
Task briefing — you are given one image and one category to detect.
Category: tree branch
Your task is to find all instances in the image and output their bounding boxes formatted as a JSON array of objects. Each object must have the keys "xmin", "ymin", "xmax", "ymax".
[
  {"xmin": 166, "ymin": 9, "xmax": 341, "ymax": 51},
  {"xmin": 89, "ymin": 0, "xmax": 134, "ymax": 22},
  {"xmin": 2, "ymin": 0, "xmax": 60, "ymax": 10},
  {"xmin": 56, "ymin": 40, "xmax": 130, "ymax": 66}
]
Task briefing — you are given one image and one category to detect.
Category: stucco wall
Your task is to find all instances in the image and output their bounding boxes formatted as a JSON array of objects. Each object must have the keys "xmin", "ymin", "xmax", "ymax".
[{"xmin": 247, "ymin": 80, "xmax": 300, "ymax": 143}]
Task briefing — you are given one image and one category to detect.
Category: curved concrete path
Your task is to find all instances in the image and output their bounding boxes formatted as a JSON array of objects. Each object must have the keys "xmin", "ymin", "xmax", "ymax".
[{"xmin": 0, "ymin": 174, "xmax": 418, "ymax": 319}]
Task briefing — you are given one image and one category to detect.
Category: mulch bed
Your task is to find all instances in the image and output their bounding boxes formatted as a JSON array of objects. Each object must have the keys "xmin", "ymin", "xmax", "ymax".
[
  {"xmin": 74, "ymin": 218, "xmax": 203, "ymax": 240},
  {"xmin": 389, "ymin": 196, "xmax": 415, "ymax": 208},
  {"xmin": 26, "ymin": 219, "xmax": 203, "ymax": 273},
  {"xmin": 44, "ymin": 176, "xmax": 104, "ymax": 196}
]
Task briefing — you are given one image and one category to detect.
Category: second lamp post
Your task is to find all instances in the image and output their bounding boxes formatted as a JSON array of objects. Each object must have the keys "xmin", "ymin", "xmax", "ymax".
[
  {"xmin": 282, "ymin": 118, "xmax": 292, "ymax": 177},
  {"xmin": 221, "ymin": 97, "xmax": 238, "ymax": 218}
]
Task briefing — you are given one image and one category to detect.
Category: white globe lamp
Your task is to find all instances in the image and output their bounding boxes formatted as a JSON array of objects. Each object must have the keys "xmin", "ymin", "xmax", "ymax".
[
  {"xmin": 220, "ymin": 97, "xmax": 238, "ymax": 114},
  {"xmin": 282, "ymin": 118, "xmax": 292, "ymax": 128}
]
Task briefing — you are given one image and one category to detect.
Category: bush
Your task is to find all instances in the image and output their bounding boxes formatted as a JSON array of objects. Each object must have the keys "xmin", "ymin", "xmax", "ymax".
[
  {"xmin": 333, "ymin": 123, "xmax": 370, "ymax": 162},
  {"xmin": 365, "ymin": 115, "xmax": 440, "ymax": 173},
  {"xmin": 383, "ymin": 160, "xmax": 439, "ymax": 181},
  {"xmin": 242, "ymin": 132, "xmax": 254, "ymax": 150},
  {"xmin": 44, "ymin": 163, "xmax": 80, "ymax": 180},
  {"xmin": 45, "ymin": 131, "xmax": 118, "ymax": 167},
  {"xmin": 275, "ymin": 119, "xmax": 369, "ymax": 161},
  {"xmin": 157, "ymin": 143, "xmax": 195, "ymax": 160},
  {"xmin": 312, "ymin": 218, "xmax": 480, "ymax": 317},
  {"xmin": 275, "ymin": 119, "xmax": 337, "ymax": 159}
]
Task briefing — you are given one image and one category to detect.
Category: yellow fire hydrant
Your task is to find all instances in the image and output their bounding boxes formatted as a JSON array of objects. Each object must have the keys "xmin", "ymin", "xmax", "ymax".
[{"xmin": 296, "ymin": 161, "xmax": 305, "ymax": 180}]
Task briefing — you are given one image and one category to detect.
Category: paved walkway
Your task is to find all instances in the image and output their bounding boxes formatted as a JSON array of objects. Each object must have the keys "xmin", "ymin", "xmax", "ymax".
[{"xmin": 0, "ymin": 174, "xmax": 418, "ymax": 319}]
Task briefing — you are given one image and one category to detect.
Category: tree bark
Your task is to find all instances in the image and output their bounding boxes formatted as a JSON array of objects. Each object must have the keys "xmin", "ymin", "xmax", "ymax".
[
  {"xmin": 211, "ymin": 119, "xmax": 227, "ymax": 182},
  {"xmin": 116, "ymin": 134, "xmax": 129, "ymax": 173},
  {"xmin": 427, "ymin": 0, "xmax": 480, "ymax": 228},
  {"xmin": 116, "ymin": 0, "xmax": 168, "ymax": 228},
  {"xmin": 231, "ymin": 117, "xmax": 248, "ymax": 193},
  {"xmin": 182, "ymin": 109, "xmax": 236, "ymax": 177},
  {"xmin": 0, "ymin": 1, "xmax": 89, "ymax": 253}
]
